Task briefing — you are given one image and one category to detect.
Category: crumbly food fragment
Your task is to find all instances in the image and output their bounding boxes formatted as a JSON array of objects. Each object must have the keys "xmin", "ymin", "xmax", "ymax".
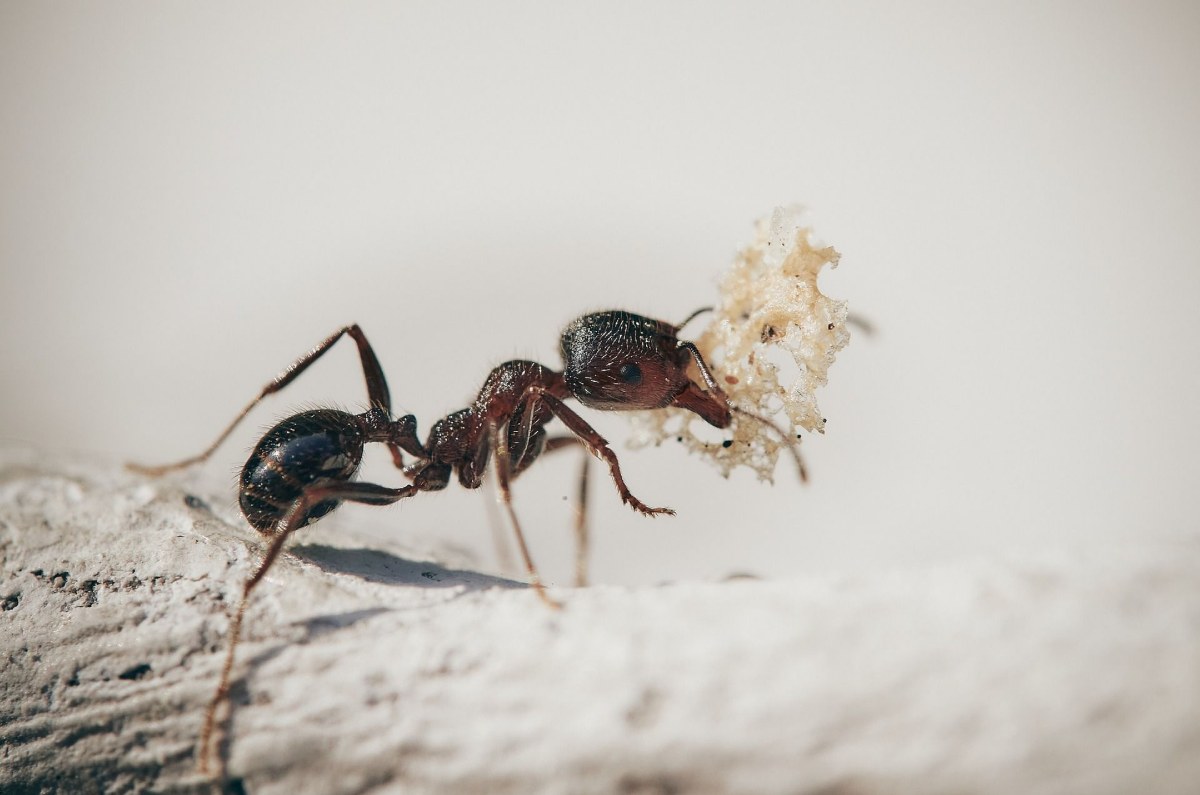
[{"xmin": 627, "ymin": 205, "xmax": 849, "ymax": 481}]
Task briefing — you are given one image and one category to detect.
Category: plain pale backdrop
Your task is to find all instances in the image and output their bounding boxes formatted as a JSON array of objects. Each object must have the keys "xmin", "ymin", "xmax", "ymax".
[{"xmin": 2, "ymin": 2, "xmax": 1198, "ymax": 586}]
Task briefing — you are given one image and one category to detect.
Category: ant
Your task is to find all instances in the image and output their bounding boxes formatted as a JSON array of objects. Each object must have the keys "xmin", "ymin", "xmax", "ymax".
[{"xmin": 129, "ymin": 308, "xmax": 804, "ymax": 774}]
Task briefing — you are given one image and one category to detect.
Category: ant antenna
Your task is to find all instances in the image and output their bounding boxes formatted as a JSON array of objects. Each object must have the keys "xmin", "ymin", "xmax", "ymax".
[
  {"xmin": 676, "ymin": 306, "xmax": 714, "ymax": 332},
  {"xmin": 730, "ymin": 406, "xmax": 809, "ymax": 483},
  {"xmin": 846, "ymin": 313, "xmax": 876, "ymax": 336}
]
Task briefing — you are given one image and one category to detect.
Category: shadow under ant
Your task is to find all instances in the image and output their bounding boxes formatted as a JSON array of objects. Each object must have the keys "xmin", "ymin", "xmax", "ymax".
[{"xmin": 289, "ymin": 543, "xmax": 523, "ymax": 591}]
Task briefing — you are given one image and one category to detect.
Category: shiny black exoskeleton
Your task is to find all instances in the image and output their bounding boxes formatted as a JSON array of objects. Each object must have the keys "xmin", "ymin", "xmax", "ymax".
[{"xmin": 239, "ymin": 409, "xmax": 365, "ymax": 531}]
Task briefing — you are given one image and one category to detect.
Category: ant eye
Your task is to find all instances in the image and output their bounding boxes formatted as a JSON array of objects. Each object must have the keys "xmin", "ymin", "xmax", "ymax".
[{"xmin": 619, "ymin": 362, "xmax": 642, "ymax": 385}]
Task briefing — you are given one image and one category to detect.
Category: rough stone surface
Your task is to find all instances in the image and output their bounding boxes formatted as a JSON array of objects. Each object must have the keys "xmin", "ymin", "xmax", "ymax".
[{"xmin": 2, "ymin": 448, "xmax": 1199, "ymax": 794}]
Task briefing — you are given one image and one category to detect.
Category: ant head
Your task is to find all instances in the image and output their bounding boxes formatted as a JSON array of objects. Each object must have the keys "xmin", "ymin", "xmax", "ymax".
[
  {"xmin": 560, "ymin": 311, "xmax": 730, "ymax": 428},
  {"xmin": 561, "ymin": 311, "xmax": 690, "ymax": 410}
]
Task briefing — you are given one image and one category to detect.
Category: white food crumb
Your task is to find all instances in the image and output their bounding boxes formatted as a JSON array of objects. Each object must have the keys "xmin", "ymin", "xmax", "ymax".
[{"xmin": 627, "ymin": 205, "xmax": 849, "ymax": 481}]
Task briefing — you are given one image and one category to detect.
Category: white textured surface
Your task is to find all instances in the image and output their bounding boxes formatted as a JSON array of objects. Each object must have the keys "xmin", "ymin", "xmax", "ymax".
[{"xmin": 2, "ymin": 448, "xmax": 1199, "ymax": 795}]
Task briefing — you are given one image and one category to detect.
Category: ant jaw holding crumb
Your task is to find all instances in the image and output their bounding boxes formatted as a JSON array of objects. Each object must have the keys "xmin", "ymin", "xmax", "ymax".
[{"xmin": 669, "ymin": 380, "xmax": 732, "ymax": 429}]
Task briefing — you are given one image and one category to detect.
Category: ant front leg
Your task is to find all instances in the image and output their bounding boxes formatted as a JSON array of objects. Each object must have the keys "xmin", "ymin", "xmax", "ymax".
[
  {"xmin": 198, "ymin": 480, "xmax": 417, "ymax": 776},
  {"xmin": 129, "ymin": 324, "xmax": 411, "ymax": 475},
  {"xmin": 534, "ymin": 390, "xmax": 675, "ymax": 518}
]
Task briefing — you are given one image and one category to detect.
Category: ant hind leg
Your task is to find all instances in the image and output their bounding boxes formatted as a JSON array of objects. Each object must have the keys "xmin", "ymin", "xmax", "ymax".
[
  {"xmin": 129, "ymin": 324, "xmax": 396, "ymax": 476},
  {"xmin": 197, "ymin": 480, "xmax": 417, "ymax": 776},
  {"xmin": 536, "ymin": 393, "xmax": 674, "ymax": 518}
]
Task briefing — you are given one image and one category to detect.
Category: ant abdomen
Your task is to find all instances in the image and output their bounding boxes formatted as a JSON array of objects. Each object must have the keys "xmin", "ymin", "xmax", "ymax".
[{"xmin": 239, "ymin": 409, "xmax": 365, "ymax": 532}]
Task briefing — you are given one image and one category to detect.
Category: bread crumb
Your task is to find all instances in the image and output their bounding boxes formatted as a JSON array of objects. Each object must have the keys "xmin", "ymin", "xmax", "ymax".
[{"xmin": 627, "ymin": 206, "xmax": 849, "ymax": 481}]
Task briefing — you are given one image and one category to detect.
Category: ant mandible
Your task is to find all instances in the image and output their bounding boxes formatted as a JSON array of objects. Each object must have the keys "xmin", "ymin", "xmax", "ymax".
[{"xmin": 130, "ymin": 308, "xmax": 801, "ymax": 773}]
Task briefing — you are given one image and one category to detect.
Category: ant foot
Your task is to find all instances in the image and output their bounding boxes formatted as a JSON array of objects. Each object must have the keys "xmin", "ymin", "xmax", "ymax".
[
  {"xmin": 624, "ymin": 496, "xmax": 676, "ymax": 517},
  {"xmin": 125, "ymin": 461, "xmax": 174, "ymax": 477},
  {"xmin": 530, "ymin": 581, "xmax": 563, "ymax": 610}
]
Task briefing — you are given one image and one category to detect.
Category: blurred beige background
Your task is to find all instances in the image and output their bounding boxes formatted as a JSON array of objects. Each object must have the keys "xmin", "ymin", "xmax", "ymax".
[{"xmin": 2, "ymin": 2, "xmax": 1197, "ymax": 586}]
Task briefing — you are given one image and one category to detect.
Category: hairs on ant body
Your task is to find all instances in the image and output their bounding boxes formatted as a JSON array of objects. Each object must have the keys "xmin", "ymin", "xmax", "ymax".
[{"xmin": 128, "ymin": 308, "xmax": 804, "ymax": 775}]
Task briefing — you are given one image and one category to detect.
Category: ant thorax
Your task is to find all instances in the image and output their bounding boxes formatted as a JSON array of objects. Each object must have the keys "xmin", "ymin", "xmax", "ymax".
[{"xmin": 626, "ymin": 205, "xmax": 850, "ymax": 482}]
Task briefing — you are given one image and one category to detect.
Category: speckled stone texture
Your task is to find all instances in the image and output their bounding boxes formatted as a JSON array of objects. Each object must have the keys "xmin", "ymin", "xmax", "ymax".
[{"xmin": 2, "ymin": 448, "xmax": 1199, "ymax": 795}]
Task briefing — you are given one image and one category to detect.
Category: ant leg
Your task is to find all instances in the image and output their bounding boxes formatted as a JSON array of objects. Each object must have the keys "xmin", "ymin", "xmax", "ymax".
[
  {"xmin": 487, "ymin": 421, "xmax": 561, "ymax": 610},
  {"xmin": 486, "ymin": 426, "xmax": 575, "ymax": 581},
  {"xmin": 480, "ymin": 483, "xmax": 518, "ymax": 577},
  {"xmin": 130, "ymin": 325, "xmax": 405, "ymax": 476},
  {"xmin": 535, "ymin": 392, "xmax": 674, "ymax": 518},
  {"xmin": 543, "ymin": 436, "xmax": 591, "ymax": 587},
  {"xmin": 197, "ymin": 480, "xmax": 417, "ymax": 775}
]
